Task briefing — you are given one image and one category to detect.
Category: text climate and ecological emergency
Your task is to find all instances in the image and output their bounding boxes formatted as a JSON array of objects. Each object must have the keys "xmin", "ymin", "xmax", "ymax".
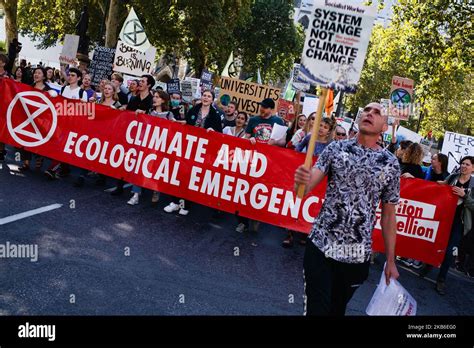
[{"xmin": 62, "ymin": 120, "xmax": 322, "ymax": 223}]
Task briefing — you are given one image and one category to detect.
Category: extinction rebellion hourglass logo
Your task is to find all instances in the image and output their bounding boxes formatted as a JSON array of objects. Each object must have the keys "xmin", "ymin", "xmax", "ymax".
[{"xmin": 6, "ymin": 91, "xmax": 58, "ymax": 148}]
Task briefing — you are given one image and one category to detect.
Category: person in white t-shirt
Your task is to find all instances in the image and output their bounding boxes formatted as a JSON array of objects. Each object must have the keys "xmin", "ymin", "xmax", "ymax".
[
  {"xmin": 60, "ymin": 67, "xmax": 88, "ymax": 102},
  {"xmin": 44, "ymin": 67, "xmax": 87, "ymax": 180}
]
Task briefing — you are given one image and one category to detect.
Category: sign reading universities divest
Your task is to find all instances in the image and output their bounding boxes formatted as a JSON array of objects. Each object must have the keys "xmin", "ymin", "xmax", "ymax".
[
  {"xmin": 297, "ymin": 0, "xmax": 377, "ymax": 93},
  {"xmin": 219, "ymin": 77, "xmax": 281, "ymax": 115},
  {"xmin": 0, "ymin": 79, "xmax": 457, "ymax": 267}
]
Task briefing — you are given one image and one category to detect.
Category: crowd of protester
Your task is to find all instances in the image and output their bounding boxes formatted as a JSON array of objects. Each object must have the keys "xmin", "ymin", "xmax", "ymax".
[{"xmin": 1, "ymin": 53, "xmax": 473, "ymax": 297}]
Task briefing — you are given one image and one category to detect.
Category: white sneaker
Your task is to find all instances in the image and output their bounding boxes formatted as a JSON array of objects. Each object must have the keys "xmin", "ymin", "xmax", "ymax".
[
  {"xmin": 164, "ymin": 202, "xmax": 180, "ymax": 213},
  {"xmin": 178, "ymin": 208, "xmax": 189, "ymax": 216},
  {"xmin": 127, "ymin": 193, "xmax": 140, "ymax": 205},
  {"xmin": 151, "ymin": 191, "xmax": 160, "ymax": 203},
  {"xmin": 235, "ymin": 223, "xmax": 246, "ymax": 233}
]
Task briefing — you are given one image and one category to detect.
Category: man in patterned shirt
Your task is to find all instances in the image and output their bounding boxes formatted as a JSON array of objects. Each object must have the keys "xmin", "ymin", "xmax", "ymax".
[{"xmin": 294, "ymin": 102, "xmax": 401, "ymax": 316}]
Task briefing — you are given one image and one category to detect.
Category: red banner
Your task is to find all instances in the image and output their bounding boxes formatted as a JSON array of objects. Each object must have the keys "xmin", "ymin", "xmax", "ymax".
[{"xmin": 0, "ymin": 80, "xmax": 457, "ymax": 266}]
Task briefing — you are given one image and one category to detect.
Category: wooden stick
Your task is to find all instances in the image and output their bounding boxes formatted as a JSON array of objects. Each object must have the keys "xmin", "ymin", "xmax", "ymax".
[{"xmin": 297, "ymin": 87, "xmax": 329, "ymax": 198}]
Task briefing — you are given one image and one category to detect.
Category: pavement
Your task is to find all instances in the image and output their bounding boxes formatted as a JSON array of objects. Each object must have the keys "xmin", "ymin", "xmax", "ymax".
[{"xmin": 0, "ymin": 149, "xmax": 473, "ymax": 315}]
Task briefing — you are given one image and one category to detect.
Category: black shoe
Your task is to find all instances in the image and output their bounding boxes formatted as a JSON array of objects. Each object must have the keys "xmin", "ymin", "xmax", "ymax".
[
  {"xmin": 435, "ymin": 280, "xmax": 446, "ymax": 296},
  {"xmin": 73, "ymin": 176, "xmax": 85, "ymax": 188},
  {"xmin": 455, "ymin": 262, "xmax": 466, "ymax": 273},
  {"xmin": 110, "ymin": 187, "xmax": 124, "ymax": 196},
  {"xmin": 418, "ymin": 264, "xmax": 433, "ymax": 278}
]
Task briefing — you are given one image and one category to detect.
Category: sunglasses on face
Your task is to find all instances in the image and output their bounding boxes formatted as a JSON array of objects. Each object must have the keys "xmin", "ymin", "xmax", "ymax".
[{"xmin": 336, "ymin": 132, "xmax": 346, "ymax": 136}]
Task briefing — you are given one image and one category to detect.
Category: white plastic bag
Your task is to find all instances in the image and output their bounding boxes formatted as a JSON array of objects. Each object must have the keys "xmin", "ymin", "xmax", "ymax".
[{"xmin": 366, "ymin": 263, "xmax": 417, "ymax": 316}]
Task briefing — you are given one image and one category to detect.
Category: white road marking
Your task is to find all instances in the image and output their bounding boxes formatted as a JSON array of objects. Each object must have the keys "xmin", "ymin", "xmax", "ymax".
[
  {"xmin": 104, "ymin": 183, "xmax": 132, "ymax": 192},
  {"xmin": 0, "ymin": 204, "xmax": 63, "ymax": 225}
]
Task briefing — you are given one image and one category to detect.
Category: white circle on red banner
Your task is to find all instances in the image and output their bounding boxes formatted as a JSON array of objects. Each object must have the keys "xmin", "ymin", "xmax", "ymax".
[{"xmin": 6, "ymin": 91, "xmax": 58, "ymax": 147}]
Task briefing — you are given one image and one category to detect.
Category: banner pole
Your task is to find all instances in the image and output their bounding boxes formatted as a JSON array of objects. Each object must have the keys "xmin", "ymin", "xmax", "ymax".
[{"xmin": 297, "ymin": 87, "xmax": 329, "ymax": 198}]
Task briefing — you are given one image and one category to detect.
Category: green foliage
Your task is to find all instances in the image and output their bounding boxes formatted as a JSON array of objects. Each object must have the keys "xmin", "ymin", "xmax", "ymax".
[
  {"xmin": 0, "ymin": 40, "xmax": 5, "ymax": 52},
  {"xmin": 17, "ymin": 0, "xmax": 108, "ymax": 49},
  {"xmin": 346, "ymin": 0, "xmax": 473, "ymax": 137},
  {"xmin": 234, "ymin": 0, "xmax": 304, "ymax": 84}
]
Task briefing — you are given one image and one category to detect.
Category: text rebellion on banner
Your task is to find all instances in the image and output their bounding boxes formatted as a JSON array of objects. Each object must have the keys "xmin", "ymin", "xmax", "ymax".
[{"xmin": 0, "ymin": 79, "xmax": 458, "ymax": 267}]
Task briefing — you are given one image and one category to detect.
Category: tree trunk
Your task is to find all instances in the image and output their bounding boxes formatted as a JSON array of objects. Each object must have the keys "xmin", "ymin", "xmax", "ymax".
[
  {"xmin": 105, "ymin": 0, "xmax": 126, "ymax": 48},
  {"xmin": 2, "ymin": 0, "xmax": 18, "ymax": 48}
]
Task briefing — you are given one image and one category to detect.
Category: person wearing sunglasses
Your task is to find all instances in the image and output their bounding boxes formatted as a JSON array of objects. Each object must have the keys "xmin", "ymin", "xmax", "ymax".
[{"xmin": 334, "ymin": 125, "xmax": 347, "ymax": 141}]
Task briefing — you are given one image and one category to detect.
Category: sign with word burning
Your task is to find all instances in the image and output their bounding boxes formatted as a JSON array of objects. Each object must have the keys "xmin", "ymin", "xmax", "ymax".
[{"xmin": 113, "ymin": 40, "xmax": 156, "ymax": 77}]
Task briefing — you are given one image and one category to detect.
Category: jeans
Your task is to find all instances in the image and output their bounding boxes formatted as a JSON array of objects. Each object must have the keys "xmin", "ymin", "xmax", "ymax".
[
  {"xmin": 303, "ymin": 241, "xmax": 370, "ymax": 316},
  {"xmin": 131, "ymin": 185, "xmax": 142, "ymax": 194},
  {"xmin": 438, "ymin": 214, "xmax": 463, "ymax": 281}
]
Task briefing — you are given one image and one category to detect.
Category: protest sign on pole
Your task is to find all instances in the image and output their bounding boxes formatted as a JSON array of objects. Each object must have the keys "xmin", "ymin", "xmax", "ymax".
[
  {"xmin": 396, "ymin": 126, "xmax": 423, "ymax": 144},
  {"xmin": 185, "ymin": 77, "xmax": 201, "ymax": 99},
  {"xmin": 296, "ymin": 0, "xmax": 377, "ymax": 93},
  {"xmin": 302, "ymin": 93, "xmax": 319, "ymax": 117},
  {"xmin": 295, "ymin": 0, "xmax": 377, "ymax": 197},
  {"xmin": 89, "ymin": 46, "xmax": 116, "ymax": 85},
  {"xmin": 166, "ymin": 78, "xmax": 181, "ymax": 95},
  {"xmin": 292, "ymin": 63, "xmax": 310, "ymax": 92},
  {"xmin": 441, "ymin": 131, "xmax": 474, "ymax": 173},
  {"xmin": 390, "ymin": 76, "xmax": 414, "ymax": 120},
  {"xmin": 181, "ymin": 80, "xmax": 193, "ymax": 102},
  {"xmin": 59, "ymin": 34, "xmax": 80, "ymax": 66},
  {"xmin": 219, "ymin": 77, "xmax": 281, "ymax": 114},
  {"xmin": 119, "ymin": 7, "xmax": 151, "ymax": 53},
  {"xmin": 0, "ymin": 79, "xmax": 457, "ymax": 267},
  {"xmin": 113, "ymin": 40, "xmax": 156, "ymax": 77},
  {"xmin": 201, "ymin": 69, "xmax": 213, "ymax": 91}
]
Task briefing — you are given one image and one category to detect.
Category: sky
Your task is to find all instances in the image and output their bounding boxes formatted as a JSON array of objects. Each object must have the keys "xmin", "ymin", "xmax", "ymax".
[{"xmin": 0, "ymin": 17, "xmax": 63, "ymax": 68}]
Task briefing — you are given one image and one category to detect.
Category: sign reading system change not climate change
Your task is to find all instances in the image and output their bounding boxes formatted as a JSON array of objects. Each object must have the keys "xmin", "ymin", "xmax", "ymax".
[{"xmin": 297, "ymin": 0, "xmax": 377, "ymax": 93}]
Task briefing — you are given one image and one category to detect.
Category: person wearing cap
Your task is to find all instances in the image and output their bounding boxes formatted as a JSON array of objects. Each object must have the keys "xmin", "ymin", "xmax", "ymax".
[
  {"xmin": 245, "ymin": 98, "xmax": 285, "ymax": 145},
  {"xmin": 244, "ymin": 98, "xmax": 285, "ymax": 236}
]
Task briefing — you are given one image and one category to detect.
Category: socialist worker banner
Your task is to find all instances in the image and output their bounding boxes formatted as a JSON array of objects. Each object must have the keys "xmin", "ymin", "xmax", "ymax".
[{"xmin": 0, "ymin": 80, "xmax": 457, "ymax": 266}]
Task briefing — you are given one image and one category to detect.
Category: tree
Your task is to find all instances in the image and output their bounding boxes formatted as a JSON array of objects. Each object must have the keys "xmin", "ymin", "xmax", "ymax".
[
  {"xmin": 0, "ymin": 0, "xmax": 18, "ymax": 48},
  {"xmin": 17, "ymin": 0, "xmax": 113, "ymax": 49},
  {"xmin": 175, "ymin": 0, "xmax": 252, "ymax": 76},
  {"xmin": 234, "ymin": 0, "xmax": 304, "ymax": 84},
  {"xmin": 345, "ymin": 0, "xmax": 473, "ymax": 137}
]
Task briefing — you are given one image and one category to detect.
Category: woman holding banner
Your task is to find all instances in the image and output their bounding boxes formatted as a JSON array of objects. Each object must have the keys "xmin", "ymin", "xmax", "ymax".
[
  {"xmin": 286, "ymin": 114, "xmax": 307, "ymax": 149},
  {"xmin": 420, "ymin": 156, "xmax": 474, "ymax": 294},
  {"xmin": 127, "ymin": 90, "xmax": 174, "ymax": 206},
  {"xmin": 164, "ymin": 90, "xmax": 222, "ymax": 216},
  {"xmin": 290, "ymin": 113, "xmax": 314, "ymax": 149}
]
